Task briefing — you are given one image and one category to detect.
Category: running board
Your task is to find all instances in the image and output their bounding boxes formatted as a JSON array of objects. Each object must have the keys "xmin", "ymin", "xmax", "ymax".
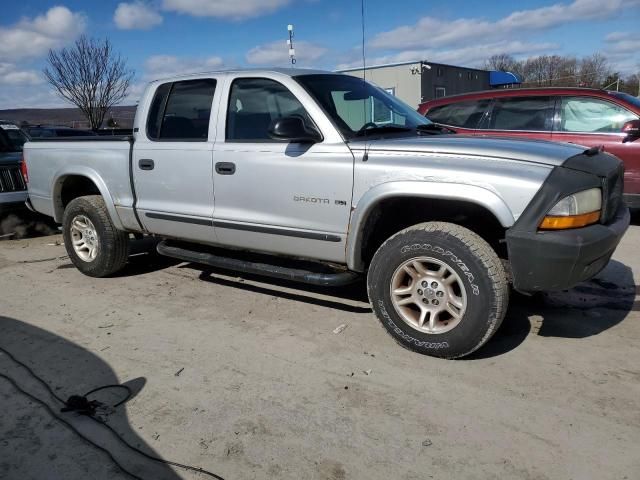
[{"xmin": 157, "ymin": 240, "xmax": 360, "ymax": 287}]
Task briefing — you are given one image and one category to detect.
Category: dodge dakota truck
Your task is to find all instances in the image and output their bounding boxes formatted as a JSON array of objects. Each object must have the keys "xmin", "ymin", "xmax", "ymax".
[{"xmin": 23, "ymin": 69, "xmax": 630, "ymax": 358}]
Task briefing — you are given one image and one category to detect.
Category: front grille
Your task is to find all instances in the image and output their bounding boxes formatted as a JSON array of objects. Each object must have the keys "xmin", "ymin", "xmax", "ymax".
[
  {"xmin": 601, "ymin": 164, "xmax": 624, "ymax": 224},
  {"xmin": 0, "ymin": 166, "xmax": 26, "ymax": 193}
]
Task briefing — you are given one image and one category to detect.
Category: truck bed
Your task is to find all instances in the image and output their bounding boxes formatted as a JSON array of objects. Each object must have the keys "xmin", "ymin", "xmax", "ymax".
[{"xmin": 24, "ymin": 136, "xmax": 136, "ymax": 228}]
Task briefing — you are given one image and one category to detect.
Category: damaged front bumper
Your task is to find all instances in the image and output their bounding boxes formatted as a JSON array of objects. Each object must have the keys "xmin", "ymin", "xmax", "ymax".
[{"xmin": 506, "ymin": 206, "xmax": 630, "ymax": 292}]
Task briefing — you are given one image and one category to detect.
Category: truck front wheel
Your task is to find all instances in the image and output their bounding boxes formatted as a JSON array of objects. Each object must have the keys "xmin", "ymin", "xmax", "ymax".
[
  {"xmin": 62, "ymin": 195, "xmax": 129, "ymax": 277},
  {"xmin": 367, "ymin": 222, "xmax": 509, "ymax": 359}
]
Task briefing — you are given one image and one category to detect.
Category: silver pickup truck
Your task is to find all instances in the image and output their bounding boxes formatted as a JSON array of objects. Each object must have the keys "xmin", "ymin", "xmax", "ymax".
[{"xmin": 23, "ymin": 69, "xmax": 630, "ymax": 358}]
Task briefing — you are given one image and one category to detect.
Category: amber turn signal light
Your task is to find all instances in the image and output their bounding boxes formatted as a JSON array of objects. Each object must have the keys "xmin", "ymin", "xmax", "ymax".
[{"xmin": 539, "ymin": 210, "xmax": 600, "ymax": 230}]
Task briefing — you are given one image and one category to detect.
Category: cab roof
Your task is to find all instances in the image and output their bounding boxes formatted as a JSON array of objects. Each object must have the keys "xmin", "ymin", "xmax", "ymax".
[
  {"xmin": 420, "ymin": 86, "xmax": 628, "ymax": 107},
  {"xmin": 150, "ymin": 67, "xmax": 336, "ymax": 83}
]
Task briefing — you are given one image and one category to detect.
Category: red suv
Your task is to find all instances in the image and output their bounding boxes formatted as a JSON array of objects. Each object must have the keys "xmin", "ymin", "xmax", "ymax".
[{"xmin": 418, "ymin": 88, "xmax": 640, "ymax": 207}]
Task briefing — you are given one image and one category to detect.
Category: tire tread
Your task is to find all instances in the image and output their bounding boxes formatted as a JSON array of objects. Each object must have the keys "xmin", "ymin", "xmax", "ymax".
[
  {"xmin": 368, "ymin": 221, "xmax": 509, "ymax": 359},
  {"xmin": 62, "ymin": 195, "xmax": 129, "ymax": 277}
]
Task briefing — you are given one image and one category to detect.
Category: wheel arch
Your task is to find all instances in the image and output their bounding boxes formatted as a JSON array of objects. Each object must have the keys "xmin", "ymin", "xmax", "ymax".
[
  {"xmin": 51, "ymin": 166, "xmax": 124, "ymax": 230},
  {"xmin": 346, "ymin": 181, "xmax": 515, "ymax": 272}
]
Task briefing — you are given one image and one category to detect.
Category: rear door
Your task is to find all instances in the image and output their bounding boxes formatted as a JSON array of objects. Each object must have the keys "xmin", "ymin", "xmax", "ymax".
[
  {"xmin": 424, "ymin": 99, "xmax": 490, "ymax": 134},
  {"xmin": 133, "ymin": 77, "xmax": 221, "ymax": 243},
  {"xmin": 478, "ymin": 96, "xmax": 554, "ymax": 140},
  {"xmin": 551, "ymin": 95, "xmax": 640, "ymax": 194}
]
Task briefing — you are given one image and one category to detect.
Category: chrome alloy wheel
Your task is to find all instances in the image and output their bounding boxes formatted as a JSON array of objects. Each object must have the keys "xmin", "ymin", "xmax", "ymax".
[
  {"xmin": 390, "ymin": 256, "xmax": 467, "ymax": 334},
  {"xmin": 70, "ymin": 215, "xmax": 99, "ymax": 262}
]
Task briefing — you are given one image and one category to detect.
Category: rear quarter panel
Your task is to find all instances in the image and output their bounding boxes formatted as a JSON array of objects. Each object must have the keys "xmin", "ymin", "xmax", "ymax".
[{"xmin": 24, "ymin": 140, "xmax": 132, "ymax": 225}]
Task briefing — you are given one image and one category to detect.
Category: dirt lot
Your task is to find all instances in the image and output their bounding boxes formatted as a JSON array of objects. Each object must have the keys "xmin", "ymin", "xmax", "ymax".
[{"xmin": 1, "ymin": 220, "xmax": 639, "ymax": 480}]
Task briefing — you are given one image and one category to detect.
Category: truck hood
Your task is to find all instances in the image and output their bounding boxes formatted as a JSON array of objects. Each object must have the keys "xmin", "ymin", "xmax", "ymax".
[
  {"xmin": 0, "ymin": 151, "xmax": 21, "ymax": 167},
  {"xmin": 350, "ymin": 135, "xmax": 585, "ymax": 167}
]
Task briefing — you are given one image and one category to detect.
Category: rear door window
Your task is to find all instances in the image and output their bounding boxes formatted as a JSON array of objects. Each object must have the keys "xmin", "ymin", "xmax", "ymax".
[
  {"xmin": 146, "ymin": 79, "xmax": 217, "ymax": 141},
  {"xmin": 487, "ymin": 96, "xmax": 554, "ymax": 131},
  {"xmin": 146, "ymin": 83, "xmax": 172, "ymax": 139},
  {"xmin": 426, "ymin": 100, "xmax": 490, "ymax": 128},
  {"xmin": 558, "ymin": 96, "xmax": 637, "ymax": 133}
]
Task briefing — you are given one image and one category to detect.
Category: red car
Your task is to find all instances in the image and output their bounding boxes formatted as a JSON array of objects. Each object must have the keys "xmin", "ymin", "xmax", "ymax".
[{"xmin": 418, "ymin": 88, "xmax": 640, "ymax": 208}]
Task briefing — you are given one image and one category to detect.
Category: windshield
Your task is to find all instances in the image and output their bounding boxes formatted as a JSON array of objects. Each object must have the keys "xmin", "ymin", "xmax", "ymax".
[{"xmin": 295, "ymin": 74, "xmax": 432, "ymax": 139}]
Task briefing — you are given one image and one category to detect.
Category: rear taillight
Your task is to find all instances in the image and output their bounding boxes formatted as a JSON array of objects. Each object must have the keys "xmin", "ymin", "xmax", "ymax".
[{"xmin": 20, "ymin": 155, "xmax": 28, "ymax": 184}]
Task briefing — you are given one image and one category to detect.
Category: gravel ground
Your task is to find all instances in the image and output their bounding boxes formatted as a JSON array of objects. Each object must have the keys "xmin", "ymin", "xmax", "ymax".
[{"xmin": 1, "ymin": 221, "xmax": 639, "ymax": 480}]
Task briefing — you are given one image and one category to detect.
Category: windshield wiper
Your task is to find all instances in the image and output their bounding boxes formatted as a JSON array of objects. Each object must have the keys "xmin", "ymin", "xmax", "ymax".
[
  {"xmin": 355, "ymin": 125, "xmax": 412, "ymax": 137},
  {"xmin": 415, "ymin": 123, "xmax": 456, "ymax": 135}
]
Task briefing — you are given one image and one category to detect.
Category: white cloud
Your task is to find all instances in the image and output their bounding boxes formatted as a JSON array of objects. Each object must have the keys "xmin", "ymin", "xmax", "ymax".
[
  {"xmin": 246, "ymin": 40, "xmax": 327, "ymax": 66},
  {"xmin": 116, "ymin": 54, "xmax": 226, "ymax": 104},
  {"xmin": 369, "ymin": 0, "xmax": 640, "ymax": 51},
  {"xmin": 336, "ymin": 41, "xmax": 558, "ymax": 71},
  {"xmin": 605, "ymin": 31, "xmax": 640, "ymax": 55},
  {"xmin": 114, "ymin": 2, "xmax": 163, "ymax": 30},
  {"xmin": 602, "ymin": 31, "xmax": 640, "ymax": 74},
  {"xmin": 143, "ymin": 54, "xmax": 224, "ymax": 80},
  {"xmin": 0, "ymin": 84, "xmax": 66, "ymax": 109},
  {"xmin": 123, "ymin": 81, "xmax": 148, "ymax": 104},
  {"xmin": 0, "ymin": 6, "xmax": 86, "ymax": 61},
  {"xmin": 0, "ymin": 62, "xmax": 42, "ymax": 86},
  {"xmin": 161, "ymin": 0, "xmax": 291, "ymax": 19},
  {"xmin": 605, "ymin": 32, "xmax": 631, "ymax": 43}
]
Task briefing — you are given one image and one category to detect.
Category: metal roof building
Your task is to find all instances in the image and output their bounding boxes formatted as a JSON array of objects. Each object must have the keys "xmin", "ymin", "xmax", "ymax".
[{"xmin": 337, "ymin": 60, "xmax": 521, "ymax": 108}]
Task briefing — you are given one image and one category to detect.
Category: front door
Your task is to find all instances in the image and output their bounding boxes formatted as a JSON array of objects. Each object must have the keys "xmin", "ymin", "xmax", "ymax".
[
  {"xmin": 212, "ymin": 76, "xmax": 354, "ymax": 263},
  {"xmin": 133, "ymin": 78, "xmax": 221, "ymax": 244}
]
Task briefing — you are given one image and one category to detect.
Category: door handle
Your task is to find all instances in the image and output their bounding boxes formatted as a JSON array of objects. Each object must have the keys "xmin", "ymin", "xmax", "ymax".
[
  {"xmin": 139, "ymin": 159, "xmax": 155, "ymax": 170},
  {"xmin": 215, "ymin": 162, "xmax": 236, "ymax": 175}
]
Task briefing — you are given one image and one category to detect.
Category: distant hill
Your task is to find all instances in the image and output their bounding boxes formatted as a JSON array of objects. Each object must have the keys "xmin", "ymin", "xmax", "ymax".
[{"xmin": 0, "ymin": 105, "xmax": 137, "ymax": 129}]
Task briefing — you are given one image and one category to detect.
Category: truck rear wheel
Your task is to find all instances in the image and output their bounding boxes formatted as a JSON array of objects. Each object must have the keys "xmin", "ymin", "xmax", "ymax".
[
  {"xmin": 367, "ymin": 222, "xmax": 508, "ymax": 359},
  {"xmin": 62, "ymin": 195, "xmax": 129, "ymax": 277}
]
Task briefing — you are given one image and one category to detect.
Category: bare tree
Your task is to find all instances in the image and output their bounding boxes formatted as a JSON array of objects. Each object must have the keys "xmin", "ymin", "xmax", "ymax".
[
  {"xmin": 522, "ymin": 56, "xmax": 548, "ymax": 86},
  {"xmin": 624, "ymin": 72, "xmax": 640, "ymax": 97},
  {"xmin": 484, "ymin": 54, "xmax": 518, "ymax": 72},
  {"xmin": 578, "ymin": 53, "xmax": 611, "ymax": 88},
  {"xmin": 44, "ymin": 35, "xmax": 134, "ymax": 130},
  {"xmin": 485, "ymin": 52, "xmax": 620, "ymax": 89}
]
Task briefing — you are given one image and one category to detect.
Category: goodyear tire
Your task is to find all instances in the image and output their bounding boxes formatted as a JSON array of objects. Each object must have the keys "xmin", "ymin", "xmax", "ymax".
[
  {"xmin": 62, "ymin": 195, "xmax": 129, "ymax": 277},
  {"xmin": 367, "ymin": 222, "xmax": 508, "ymax": 359}
]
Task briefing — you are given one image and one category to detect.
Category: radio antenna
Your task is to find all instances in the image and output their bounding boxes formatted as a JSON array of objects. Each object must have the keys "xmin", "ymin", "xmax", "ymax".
[
  {"xmin": 360, "ymin": 0, "xmax": 366, "ymax": 77},
  {"xmin": 361, "ymin": 0, "xmax": 369, "ymax": 161},
  {"xmin": 287, "ymin": 24, "xmax": 296, "ymax": 66}
]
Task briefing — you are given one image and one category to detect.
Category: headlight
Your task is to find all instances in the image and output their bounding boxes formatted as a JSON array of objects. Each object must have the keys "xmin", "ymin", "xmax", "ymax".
[{"xmin": 539, "ymin": 188, "xmax": 601, "ymax": 230}]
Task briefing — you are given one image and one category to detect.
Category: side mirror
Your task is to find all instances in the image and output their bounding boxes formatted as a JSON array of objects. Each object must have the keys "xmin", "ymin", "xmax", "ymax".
[
  {"xmin": 268, "ymin": 116, "xmax": 322, "ymax": 143},
  {"xmin": 622, "ymin": 119, "xmax": 640, "ymax": 143}
]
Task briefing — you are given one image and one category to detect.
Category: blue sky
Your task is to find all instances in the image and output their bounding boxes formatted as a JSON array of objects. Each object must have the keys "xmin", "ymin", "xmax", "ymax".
[{"xmin": 0, "ymin": 0, "xmax": 638, "ymax": 108}]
